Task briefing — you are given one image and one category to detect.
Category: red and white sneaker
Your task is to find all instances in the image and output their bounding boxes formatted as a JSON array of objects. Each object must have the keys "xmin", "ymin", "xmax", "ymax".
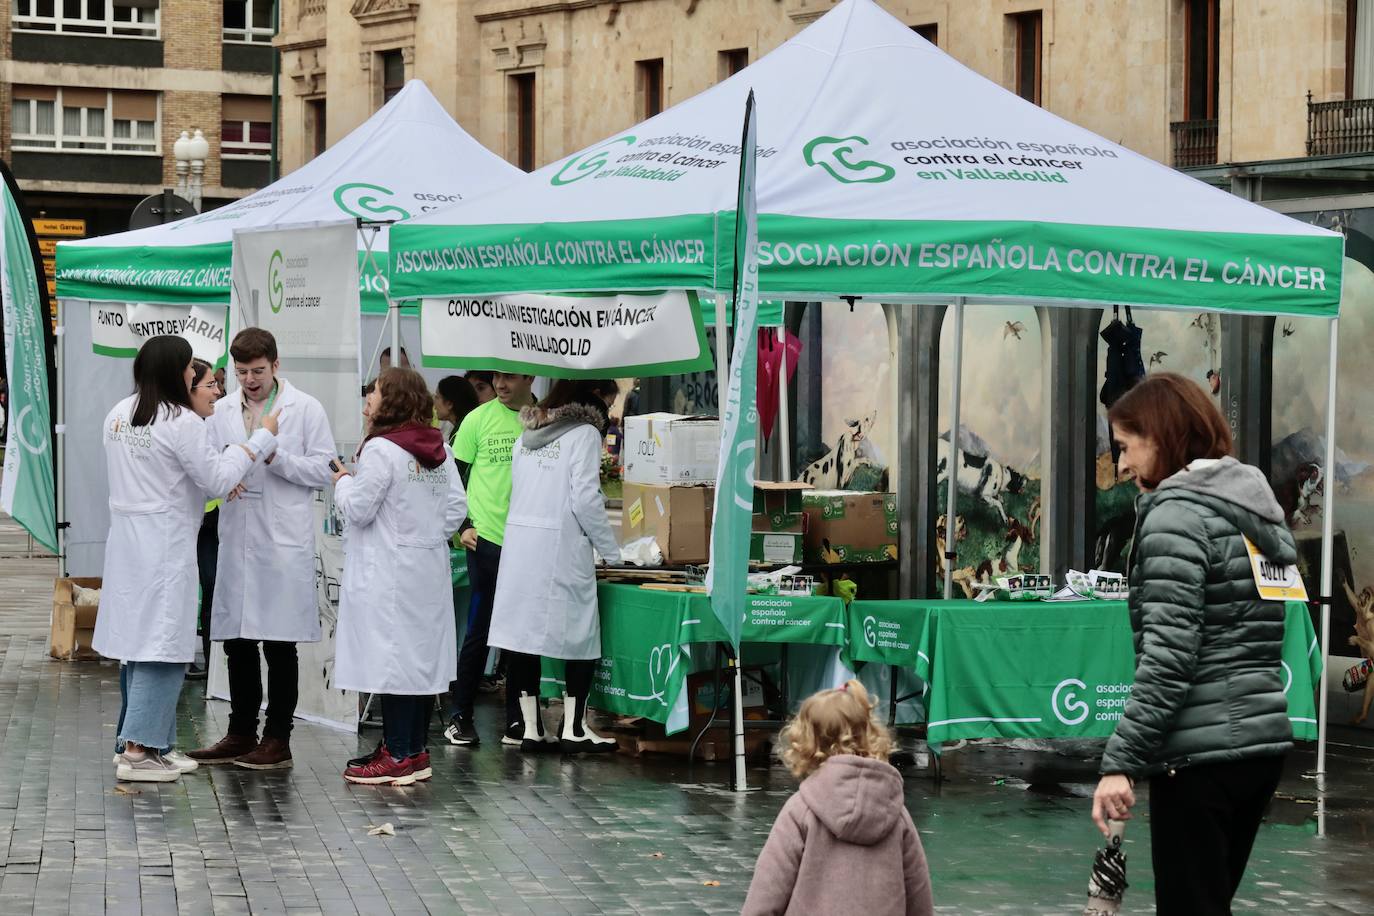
[
  {"xmin": 343, "ymin": 754, "xmax": 416, "ymax": 786},
  {"xmin": 408, "ymin": 751, "xmax": 432, "ymax": 781}
]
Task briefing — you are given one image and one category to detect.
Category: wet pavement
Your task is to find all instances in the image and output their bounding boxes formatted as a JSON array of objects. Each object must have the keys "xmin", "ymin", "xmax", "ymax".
[{"xmin": 2, "ymin": 629, "xmax": 1373, "ymax": 915}]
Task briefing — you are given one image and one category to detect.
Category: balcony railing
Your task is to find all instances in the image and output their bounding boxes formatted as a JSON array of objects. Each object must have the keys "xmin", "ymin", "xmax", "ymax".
[
  {"xmin": 1170, "ymin": 119, "xmax": 1218, "ymax": 168},
  {"xmin": 1307, "ymin": 92, "xmax": 1374, "ymax": 156}
]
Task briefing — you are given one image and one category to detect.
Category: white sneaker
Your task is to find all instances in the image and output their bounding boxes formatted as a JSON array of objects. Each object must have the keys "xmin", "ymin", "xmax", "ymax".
[
  {"xmin": 164, "ymin": 751, "xmax": 200, "ymax": 774},
  {"xmin": 115, "ymin": 750, "xmax": 181, "ymax": 783}
]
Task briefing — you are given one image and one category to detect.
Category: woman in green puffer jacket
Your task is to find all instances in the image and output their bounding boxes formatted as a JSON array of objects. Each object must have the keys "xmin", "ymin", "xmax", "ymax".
[{"xmin": 1092, "ymin": 373, "xmax": 1295, "ymax": 915}]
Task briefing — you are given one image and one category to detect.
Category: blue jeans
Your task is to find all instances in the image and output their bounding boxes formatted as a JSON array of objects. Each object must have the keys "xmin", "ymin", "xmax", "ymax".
[
  {"xmin": 118, "ymin": 661, "xmax": 187, "ymax": 751},
  {"xmin": 116, "ymin": 664, "xmax": 173, "ymax": 754}
]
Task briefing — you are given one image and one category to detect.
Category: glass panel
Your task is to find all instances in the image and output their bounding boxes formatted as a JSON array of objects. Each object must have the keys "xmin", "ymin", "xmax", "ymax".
[
  {"xmin": 224, "ymin": 0, "xmax": 246, "ymax": 30},
  {"xmin": 251, "ymin": 0, "xmax": 272, "ymax": 30},
  {"xmin": 136, "ymin": 120, "xmax": 155, "ymax": 140},
  {"xmin": 221, "ymin": 120, "xmax": 243, "ymax": 143},
  {"xmin": 63, "ymin": 106, "xmax": 83, "ymax": 137},
  {"xmin": 87, "ymin": 107, "xmax": 106, "ymax": 136},
  {"xmin": 88, "ymin": 0, "xmax": 105, "ymax": 20},
  {"xmin": 13, "ymin": 103, "xmax": 30, "ymax": 136},
  {"xmin": 112, "ymin": 119, "xmax": 132, "ymax": 139},
  {"xmin": 62, "ymin": 0, "xmax": 81, "ymax": 19},
  {"xmin": 248, "ymin": 121, "xmax": 271, "ymax": 143},
  {"xmin": 34, "ymin": 101, "xmax": 55, "ymax": 135},
  {"xmin": 37, "ymin": 0, "xmax": 55, "ymax": 18}
]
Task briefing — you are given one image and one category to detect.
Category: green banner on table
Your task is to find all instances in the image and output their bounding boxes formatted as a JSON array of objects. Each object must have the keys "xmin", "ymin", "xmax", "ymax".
[
  {"xmin": 681, "ymin": 592, "xmax": 848, "ymax": 647},
  {"xmin": 847, "ymin": 599, "xmax": 931, "ymax": 668}
]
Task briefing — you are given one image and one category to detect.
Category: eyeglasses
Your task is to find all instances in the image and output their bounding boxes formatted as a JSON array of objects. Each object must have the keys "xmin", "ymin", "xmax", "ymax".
[{"xmin": 192, "ymin": 381, "xmax": 222, "ymax": 391}]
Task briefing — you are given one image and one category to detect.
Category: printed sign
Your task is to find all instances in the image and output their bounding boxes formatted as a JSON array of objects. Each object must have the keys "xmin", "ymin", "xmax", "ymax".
[
  {"xmin": 1243, "ymin": 536, "xmax": 1309, "ymax": 601},
  {"xmin": 90, "ymin": 302, "xmax": 229, "ymax": 364},
  {"xmin": 419, "ymin": 290, "xmax": 710, "ymax": 377}
]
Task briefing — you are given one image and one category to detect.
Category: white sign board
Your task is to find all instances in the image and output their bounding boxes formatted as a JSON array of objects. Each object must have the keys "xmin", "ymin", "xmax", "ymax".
[
  {"xmin": 231, "ymin": 221, "xmax": 363, "ymax": 450},
  {"xmin": 90, "ymin": 302, "xmax": 229, "ymax": 364},
  {"xmin": 419, "ymin": 290, "xmax": 710, "ymax": 377}
]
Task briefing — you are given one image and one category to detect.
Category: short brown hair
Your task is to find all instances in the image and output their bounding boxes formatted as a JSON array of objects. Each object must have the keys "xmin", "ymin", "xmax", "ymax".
[
  {"xmin": 779, "ymin": 680, "xmax": 892, "ymax": 779},
  {"xmin": 367, "ymin": 368, "xmax": 434, "ymax": 438},
  {"xmin": 230, "ymin": 328, "xmax": 277, "ymax": 364},
  {"xmin": 1107, "ymin": 372, "xmax": 1234, "ymax": 489}
]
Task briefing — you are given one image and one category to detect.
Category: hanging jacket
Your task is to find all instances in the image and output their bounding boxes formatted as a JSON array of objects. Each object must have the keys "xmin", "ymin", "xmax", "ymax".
[
  {"xmin": 1100, "ymin": 457, "xmax": 1297, "ymax": 778},
  {"xmin": 742, "ymin": 755, "xmax": 933, "ymax": 916},
  {"xmin": 1099, "ymin": 307, "xmax": 1145, "ymax": 410}
]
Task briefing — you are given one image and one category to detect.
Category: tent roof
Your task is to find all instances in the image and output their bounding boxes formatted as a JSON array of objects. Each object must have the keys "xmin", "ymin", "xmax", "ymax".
[
  {"xmin": 389, "ymin": 0, "xmax": 1342, "ymax": 318},
  {"xmin": 56, "ymin": 80, "xmax": 521, "ymax": 305}
]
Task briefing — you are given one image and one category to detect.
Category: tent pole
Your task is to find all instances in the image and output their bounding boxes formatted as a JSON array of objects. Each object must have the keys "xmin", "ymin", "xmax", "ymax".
[
  {"xmin": 777, "ymin": 325, "xmax": 791, "ymax": 481},
  {"xmin": 359, "ymin": 226, "xmax": 395, "ymax": 377},
  {"xmin": 714, "ymin": 294, "xmax": 747, "ymax": 792},
  {"xmin": 943, "ymin": 298, "xmax": 965, "ymax": 600},
  {"xmin": 55, "ymin": 297, "xmax": 67, "ymax": 578},
  {"xmin": 1317, "ymin": 315, "xmax": 1339, "ymax": 798}
]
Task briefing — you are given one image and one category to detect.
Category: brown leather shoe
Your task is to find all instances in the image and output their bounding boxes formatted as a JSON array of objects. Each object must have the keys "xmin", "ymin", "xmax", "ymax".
[
  {"xmin": 186, "ymin": 733, "xmax": 258, "ymax": 764},
  {"xmin": 233, "ymin": 737, "xmax": 294, "ymax": 770}
]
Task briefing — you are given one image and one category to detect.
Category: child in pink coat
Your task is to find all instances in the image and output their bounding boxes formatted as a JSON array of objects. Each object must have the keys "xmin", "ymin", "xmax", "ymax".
[{"xmin": 743, "ymin": 680, "xmax": 933, "ymax": 916}]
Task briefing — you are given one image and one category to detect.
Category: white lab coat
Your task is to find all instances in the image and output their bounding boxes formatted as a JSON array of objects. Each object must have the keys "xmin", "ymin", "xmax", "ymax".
[
  {"xmin": 94, "ymin": 396, "xmax": 275, "ymax": 663},
  {"xmin": 207, "ymin": 378, "xmax": 335, "ymax": 643},
  {"xmin": 489, "ymin": 410, "xmax": 620, "ymax": 661},
  {"xmin": 333, "ymin": 437, "xmax": 468, "ymax": 694}
]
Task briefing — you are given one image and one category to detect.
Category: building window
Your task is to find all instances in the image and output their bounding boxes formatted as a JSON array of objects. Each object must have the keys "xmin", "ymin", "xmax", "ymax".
[
  {"xmin": 637, "ymin": 58, "xmax": 665, "ymax": 120},
  {"xmin": 306, "ymin": 98, "xmax": 327, "ymax": 158},
  {"xmin": 224, "ymin": 0, "xmax": 273, "ymax": 43},
  {"xmin": 381, "ymin": 51, "xmax": 406, "ymax": 104},
  {"xmin": 222, "ymin": 95, "xmax": 272, "ymax": 159},
  {"xmin": 510, "ymin": 72, "xmax": 536, "ymax": 171},
  {"xmin": 14, "ymin": 0, "xmax": 159, "ymax": 38},
  {"xmin": 1184, "ymin": 0, "xmax": 1219, "ymax": 119},
  {"xmin": 1011, "ymin": 11, "xmax": 1043, "ymax": 105},
  {"xmin": 719, "ymin": 48, "xmax": 749, "ymax": 81},
  {"xmin": 912, "ymin": 23, "xmax": 938, "ymax": 46},
  {"xmin": 13, "ymin": 87, "xmax": 158, "ymax": 154}
]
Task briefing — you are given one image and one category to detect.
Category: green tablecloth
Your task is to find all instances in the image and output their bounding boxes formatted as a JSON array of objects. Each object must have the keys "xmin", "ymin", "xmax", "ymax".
[
  {"xmin": 897, "ymin": 598, "xmax": 1321, "ymax": 751},
  {"xmin": 564, "ymin": 588, "xmax": 1322, "ymax": 744}
]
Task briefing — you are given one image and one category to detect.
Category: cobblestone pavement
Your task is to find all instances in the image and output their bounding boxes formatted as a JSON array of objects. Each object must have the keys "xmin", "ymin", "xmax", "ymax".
[{"xmin": 2, "ymin": 633, "xmax": 1373, "ymax": 915}]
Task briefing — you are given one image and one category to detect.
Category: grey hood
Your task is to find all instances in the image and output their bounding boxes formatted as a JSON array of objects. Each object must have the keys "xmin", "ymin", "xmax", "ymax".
[
  {"xmin": 519, "ymin": 402, "xmax": 607, "ymax": 450},
  {"xmin": 1153, "ymin": 456, "xmax": 1296, "ymax": 562},
  {"xmin": 797, "ymin": 755, "xmax": 906, "ymax": 846}
]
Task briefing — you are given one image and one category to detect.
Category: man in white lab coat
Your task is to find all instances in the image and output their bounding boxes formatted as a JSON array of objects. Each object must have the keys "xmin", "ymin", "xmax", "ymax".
[{"xmin": 187, "ymin": 328, "xmax": 336, "ymax": 770}]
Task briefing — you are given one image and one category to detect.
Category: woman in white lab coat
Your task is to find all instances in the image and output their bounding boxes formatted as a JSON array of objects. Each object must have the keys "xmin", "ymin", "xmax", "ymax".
[
  {"xmin": 488, "ymin": 379, "xmax": 622, "ymax": 754},
  {"xmin": 333, "ymin": 368, "xmax": 468, "ymax": 786},
  {"xmin": 96, "ymin": 336, "xmax": 278, "ymax": 783}
]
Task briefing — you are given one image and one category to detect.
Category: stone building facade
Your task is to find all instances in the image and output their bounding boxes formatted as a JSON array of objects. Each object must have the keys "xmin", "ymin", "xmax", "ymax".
[
  {"xmin": 275, "ymin": 0, "xmax": 1356, "ymax": 178},
  {"xmin": 1, "ymin": 0, "xmax": 275, "ymax": 235}
]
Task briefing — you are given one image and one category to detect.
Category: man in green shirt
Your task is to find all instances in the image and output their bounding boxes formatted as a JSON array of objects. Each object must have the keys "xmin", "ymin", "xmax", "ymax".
[{"xmin": 445, "ymin": 372, "xmax": 534, "ymax": 747}]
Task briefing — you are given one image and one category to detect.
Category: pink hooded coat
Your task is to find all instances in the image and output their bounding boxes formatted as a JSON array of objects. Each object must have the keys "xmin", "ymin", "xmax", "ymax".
[{"xmin": 742, "ymin": 755, "xmax": 933, "ymax": 916}]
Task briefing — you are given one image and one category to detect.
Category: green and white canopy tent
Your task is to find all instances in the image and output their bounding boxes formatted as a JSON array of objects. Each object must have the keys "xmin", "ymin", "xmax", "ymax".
[
  {"xmin": 53, "ymin": 79, "xmax": 522, "ymax": 583},
  {"xmin": 392, "ymin": 0, "xmax": 1350, "ymax": 787}
]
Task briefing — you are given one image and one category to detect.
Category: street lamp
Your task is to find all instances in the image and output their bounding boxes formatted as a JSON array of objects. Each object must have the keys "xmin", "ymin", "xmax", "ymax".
[{"xmin": 173, "ymin": 128, "xmax": 210, "ymax": 213}]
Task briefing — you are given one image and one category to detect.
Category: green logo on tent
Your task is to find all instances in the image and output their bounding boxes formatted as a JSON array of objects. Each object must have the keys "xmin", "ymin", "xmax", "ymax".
[
  {"xmin": 333, "ymin": 182, "xmax": 412, "ymax": 220},
  {"xmin": 267, "ymin": 249, "xmax": 284, "ymax": 313},
  {"xmin": 551, "ymin": 136, "xmax": 636, "ymax": 186},
  {"xmin": 803, "ymin": 135, "xmax": 896, "ymax": 184}
]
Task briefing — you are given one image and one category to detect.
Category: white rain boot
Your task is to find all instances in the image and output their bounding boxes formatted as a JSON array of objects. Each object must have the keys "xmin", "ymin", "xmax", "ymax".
[
  {"xmin": 517, "ymin": 694, "xmax": 558, "ymax": 753},
  {"xmin": 560, "ymin": 693, "xmax": 618, "ymax": 754}
]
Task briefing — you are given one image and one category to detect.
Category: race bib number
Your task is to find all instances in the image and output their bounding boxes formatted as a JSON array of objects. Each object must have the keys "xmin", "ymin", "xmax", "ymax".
[{"xmin": 1243, "ymin": 536, "xmax": 1308, "ymax": 601}]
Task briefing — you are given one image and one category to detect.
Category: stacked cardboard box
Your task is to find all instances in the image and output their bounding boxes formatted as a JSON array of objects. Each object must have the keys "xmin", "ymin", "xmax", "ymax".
[
  {"xmin": 51, "ymin": 577, "xmax": 102, "ymax": 661},
  {"xmin": 801, "ymin": 490, "xmax": 899, "ymax": 564},
  {"xmin": 622, "ymin": 413, "xmax": 720, "ymax": 486},
  {"xmin": 621, "ymin": 483, "xmax": 714, "ymax": 564},
  {"xmin": 750, "ymin": 481, "xmax": 810, "ymax": 565}
]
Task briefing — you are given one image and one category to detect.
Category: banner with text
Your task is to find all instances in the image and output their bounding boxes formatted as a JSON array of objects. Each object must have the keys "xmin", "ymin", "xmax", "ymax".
[
  {"xmin": 231, "ymin": 221, "xmax": 362, "ymax": 449},
  {"xmin": 419, "ymin": 290, "xmax": 711, "ymax": 377},
  {"xmin": 90, "ymin": 302, "xmax": 229, "ymax": 365}
]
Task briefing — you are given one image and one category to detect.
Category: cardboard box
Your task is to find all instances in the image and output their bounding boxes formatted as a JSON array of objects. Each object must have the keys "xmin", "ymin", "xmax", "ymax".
[
  {"xmin": 750, "ymin": 531, "xmax": 804, "ymax": 565},
  {"xmin": 51, "ymin": 577, "xmax": 102, "ymax": 661},
  {"xmin": 621, "ymin": 483, "xmax": 714, "ymax": 564},
  {"xmin": 623, "ymin": 413, "xmax": 721, "ymax": 485},
  {"xmin": 802, "ymin": 490, "xmax": 899, "ymax": 564},
  {"xmin": 752, "ymin": 481, "xmax": 810, "ymax": 533}
]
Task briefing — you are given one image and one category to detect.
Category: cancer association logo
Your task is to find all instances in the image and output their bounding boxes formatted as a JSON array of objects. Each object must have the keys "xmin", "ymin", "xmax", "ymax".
[
  {"xmin": 333, "ymin": 182, "xmax": 412, "ymax": 220},
  {"xmin": 1051, "ymin": 678, "xmax": 1090, "ymax": 726},
  {"xmin": 863, "ymin": 615, "xmax": 878, "ymax": 649},
  {"xmin": 550, "ymin": 136, "xmax": 637, "ymax": 186},
  {"xmin": 267, "ymin": 249, "xmax": 284, "ymax": 314},
  {"xmin": 803, "ymin": 135, "xmax": 896, "ymax": 184}
]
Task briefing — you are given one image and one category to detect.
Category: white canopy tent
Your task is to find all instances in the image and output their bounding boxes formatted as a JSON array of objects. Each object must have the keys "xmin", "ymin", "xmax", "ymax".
[
  {"xmin": 55, "ymin": 79, "xmax": 522, "ymax": 578},
  {"xmin": 389, "ymin": 0, "xmax": 1346, "ymax": 789}
]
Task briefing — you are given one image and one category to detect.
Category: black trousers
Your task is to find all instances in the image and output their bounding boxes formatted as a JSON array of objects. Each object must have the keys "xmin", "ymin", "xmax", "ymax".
[
  {"xmin": 196, "ymin": 508, "xmax": 219, "ymax": 665},
  {"xmin": 448, "ymin": 538, "xmax": 520, "ymax": 726},
  {"xmin": 224, "ymin": 639, "xmax": 298, "ymax": 741},
  {"xmin": 1148, "ymin": 753, "xmax": 1285, "ymax": 915},
  {"xmin": 380, "ymin": 695, "xmax": 431, "ymax": 758},
  {"xmin": 508, "ymin": 653, "xmax": 595, "ymax": 703}
]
